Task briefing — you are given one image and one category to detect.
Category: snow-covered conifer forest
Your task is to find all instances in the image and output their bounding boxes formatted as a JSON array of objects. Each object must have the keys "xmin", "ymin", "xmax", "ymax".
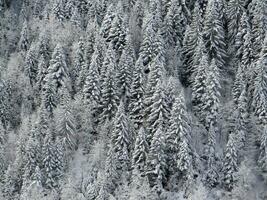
[{"xmin": 0, "ymin": 0, "xmax": 266, "ymax": 199}]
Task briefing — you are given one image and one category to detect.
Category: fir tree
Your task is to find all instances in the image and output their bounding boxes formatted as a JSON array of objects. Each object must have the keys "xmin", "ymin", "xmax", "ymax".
[
  {"xmin": 18, "ymin": 20, "xmax": 30, "ymax": 52},
  {"xmin": 201, "ymin": 59, "xmax": 221, "ymax": 129},
  {"xmin": 116, "ymin": 34, "xmax": 135, "ymax": 99},
  {"xmin": 70, "ymin": 6, "xmax": 83, "ymax": 29},
  {"xmin": 83, "ymin": 51, "xmax": 101, "ymax": 105},
  {"xmin": 222, "ymin": 134, "xmax": 238, "ymax": 191},
  {"xmin": 24, "ymin": 43, "xmax": 38, "ymax": 86},
  {"xmin": 166, "ymin": 93, "xmax": 191, "ymax": 176},
  {"xmin": 52, "ymin": 0, "xmax": 66, "ymax": 22},
  {"xmin": 258, "ymin": 126, "xmax": 267, "ymax": 172},
  {"xmin": 182, "ymin": 1, "xmax": 203, "ymax": 80},
  {"xmin": 145, "ymin": 81, "xmax": 170, "ymax": 144},
  {"xmin": 99, "ymin": 46, "xmax": 120, "ymax": 123},
  {"xmin": 129, "ymin": 58, "xmax": 145, "ymax": 130},
  {"xmin": 132, "ymin": 127, "xmax": 149, "ymax": 175},
  {"xmin": 47, "ymin": 44, "xmax": 70, "ymax": 92},
  {"xmin": 111, "ymin": 101, "xmax": 132, "ymax": 173},
  {"xmin": 100, "ymin": 4, "xmax": 116, "ymax": 40},
  {"xmin": 146, "ymin": 114, "xmax": 167, "ymax": 192},
  {"xmin": 203, "ymin": 0, "xmax": 227, "ymax": 70}
]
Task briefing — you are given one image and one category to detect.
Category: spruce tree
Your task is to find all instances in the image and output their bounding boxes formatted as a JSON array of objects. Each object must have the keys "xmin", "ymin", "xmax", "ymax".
[
  {"xmin": 146, "ymin": 114, "xmax": 166, "ymax": 189},
  {"xmin": 111, "ymin": 101, "xmax": 132, "ymax": 172},
  {"xmin": 100, "ymin": 4, "xmax": 115, "ymax": 40},
  {"xmin": 83, "ymin": 51, "xmax": 101, "ymax": 105},
  {"xmin": 166, "ymin": 93, "xmax": 191, "ymax": 176},
  {"xmin": 222, "ymin": 134, "xmax": 238, "ymax": 191},
  {"xmin": 201, "ymin": 59, "xmax": 221, "ymax": 129},
  {"xmin": 47, "ymin": 44, "xmax": 70, "ymax": 92},
  {"xmin": 132, "ymin": 127, "xmax": 149, "ymax": 175},
  {"xmin": 24, "ymin": 43, "xmax": 38, "ymax": 86},
  {"xmin": 52, "ymin": 0, "xmax": 66, "ymax": 22},
  {"xmin": 129, "ymin": 58, "xmax": 145, "ymax": 130},
  {"xmin": 18, "ymin": 20, "xmax": 30, "ymax": 52},
  {"xmin": 116, "ymin": 34, "xmax": 135, "ymax": 99},
  {"xmin": 203, "ymin": 0, "xmax": 227, "ymax": 70},
  {"xmin": 99, "ymin": 46, "xmax": 120, "ymax": 123},
  {"xmin": 70, "ymin": 6, "xmax": 83, "ymax": 29},
  {"xmin": 145, "ymin": 81, "xmax": 170, "ymax": 144},
  {"xmin": 258, "ymin": 126, "xmax": 267, "ymax": 172}
]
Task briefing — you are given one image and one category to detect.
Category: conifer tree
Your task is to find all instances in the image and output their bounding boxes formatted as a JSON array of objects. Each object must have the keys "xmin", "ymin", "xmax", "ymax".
[
  {"xmin": 222, "ymin": 134, "xmax": 238, "ymax": 191},
  {"xmin": 37, "ymin": 29, "xmax": 51, "ymax": 63},
  {"xmin": 201, "ymin": 59, "xmax": 221, "ymax": 129},
  {"xmin": 258, "ymin": 126, "xmax": 267, "ymax": 172},
  {"xmin": 111, "ymin": 101, "xmax": 132, "ymax": 173},
  {"xmin": 99, "ymin": 47, "xmax": 120, "ymax": 123},
  {"xmin": 166, "ymin": 93, "xmax": 191, "ymax": 176},
  {"xmin": 182, "ymin": 1, "xmax": 203, "ymax": 77},
  {"xmin": 56, "ymin": 94, "xmax": 77, "ymax": 150},
  {"xmin": 52, "ymin": 0, "xmax": 66, "ymax": 22},
  {"xmin": 129, "ymin": 58, "xmax": 145, "ymax": 130},
  {"xmin": 132, "ymin": 127, "xmax": 149, "ymax": 175},
  {"xmin": 18, "ymin": 20, "xmax": 30, "ymax": 52},
  {"xmin": 146, "ymin": 81, "xmax": 170, "ymax": 144},
  {"xmin": 100, "ymin": 4, "xmax": 115, "ymax": 40},
  {"xmin": 192, "ymin": 52, "xmax": 208, "ymax": 113},
  {"xmin": 36, "ymin": 55, "xmax": 48, "ymax": 92},
  {"xmin": 47, "ymin": 44, "xmax": 70, "ymax": 92},
  {"xmin": 146, "ymin": 114, "xmax": 166, "ymax": 189},
  {"xmin": 70, "ymin": 6, "xmax": 83, "ymax": 29},
  {"xmin": 73, "ymin": 36, "xmax": 87, "ymax": 92},
  {"xmin": 252, "ymin": 40, "xmax": 267, "ymax": 125},
  {"xmin": 203, "ymin": 0, "xmax": 227, "ymax": 70},
  {"xmin": 83, "ymin": 51, "xmax": 101, "ymax": 105},
  {"xmin": 235, "ymin": 11, "xmax": 250, "ymax": 63},
  {"xmin": 116, "ymin": 35, "xmax": 135, "ymax": 99},
  {"xmin": 108, "ymin": 5, "xmax": 127, "ymax": 56},
  {"xmin": 249, "ymin": 0, "xmax": 266, "ymax": 59},
  {"xmin": 205, "ymin": 124, "xmax": 219, "ymax": 187},
  {"xmin": 227, "ymin": 0, "xmax": 245, "ymax": 49},
  {"xmin": 24, "ymin": 43, "xmax": 38, "ymax": 86}
]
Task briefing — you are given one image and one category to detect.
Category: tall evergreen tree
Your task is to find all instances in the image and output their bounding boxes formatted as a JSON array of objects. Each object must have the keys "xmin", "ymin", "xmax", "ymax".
[
  {"xmin": 132, "ymin": 127, "xmax": 149, "ymax": 175},
  {"xmin": 129, "ymin": 58, "xmax": 145, "ymax": 130},
  {"xmin": 18, "ymin": 20, "xmax": 30, "ymax": 52},
  {"xmin": 203, "ymin": 0, "xmax": 227, "ymax": 70},
  {"xmin": 258, "ymin": 126, "xmax": 267, "ymax": 172},
  {"xmin": 146, "ymin": 114, "xmax": 166, "ymax": 189},
  {"xmin": 222, "ymin": 134, "xmax": 238, "ymax": 191},
  {"xmin": 24, "ymin": 43, "xmax": 38, "ymax": 86}
]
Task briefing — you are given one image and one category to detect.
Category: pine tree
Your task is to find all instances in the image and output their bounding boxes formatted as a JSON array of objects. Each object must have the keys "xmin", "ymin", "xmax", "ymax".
[
  {"xmin": 99, "ymin": 46, "xmax": 120, "ymax": 123},
  {"xmin": 18, "ymin": 20, "xmax": 30, "ymax": 52},
  {"xmin": 145, "ymin": 81, "xmax": 170, "ymax": 144},
  {"xmin": 100, "ymin": 4, "xmax": 115, "ymax": 40},
  {"xmin": 129, "ymin": 58, "xmax": 145, "ymax": 130},
  {"xmin": 234, "ymin": 11, "xmax": 250, "ymax": 63},
  {"xmin": 83, "ymin": 51, "xmax": 101, "ymax": 105},
  {"xmin": 227, "ymin": 0, "xmax": 245, "ymax": 49},
  {"xmin": 56, "ymin": 95, "xmax": 77, "ymax": 150},
  {"xmin": 222, "ymin": 134, "xmax": 238, "ymax": 191},
  {"xmin": 52, "ymin": 0, "xmax": 66, "ymax": 22},
  {"xmin": 37, "ymin": 29, "xmax": 51, "ymax": 63},
  {"xmin": 116, "ymin": 35, "xmax": 135, "ymax": 99},
  {"xmin": 182, "ymin": 1, "xmax": 203, "ymax": 79},
  {"xmin": 47, "ymin": 44, "xmax": 70, "ymax": 92},
  {"xmin": 73, "ymin": 36, "xmax": 87, "ymax": 92},
  {"xmin": 204, "ymin": 123, "xmax": 219, "ymax": 187},
  {"xmin": 258, "ymin": 126, "xmax": 267, "ymax": 172},
  {"xmin": 43, "ymin": 128, "xmax": 63, "ymax": 189},
  {"xmin": 191, "ymin": 52, "xmax": 208, "ymax": 112},
  {"xmin": 201, "ymin": 59, "xmax": 221, "ymax": 129},
  {"xmin": 108, "ymin": 5, "xmax": 127, "ymax": 57},
  {"xmin": 203, "ymin": 0, "xmax": 227, "ymax": 70},
  {"xmin": 70, "ymin": 6, "xmax": 83, "ymax": 29},
  {"xmin": 146, "ymin": 115, "xmax": 166, "ymax": 189},
  {"xmin": 166, "ymin": 93, "xmax": 191, "ymax": 176},
  {"xmin": 139, "ymin": 12, "xmax": 158, "ymax": 66},
  {"xmin": 132, "ymin": 127, "xmax": 149, "ymax": 175},
  {"xmin": 252, "ymin": 41, "xmax": 267, "ymax": 125},
  {"xmin": 232, "ymin": 64, "xmax": 246, "ymax": 104},
  {"xmin": 36, "ymin": 55, "xmax": 48, "ymax": 92},
  {"xmin": 249, "ymin": 0, "xmax": 266, "ymax": 59},
  {"xmin": 24, "ymin": 43, "xmax": 38, "ymax": 86}
]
